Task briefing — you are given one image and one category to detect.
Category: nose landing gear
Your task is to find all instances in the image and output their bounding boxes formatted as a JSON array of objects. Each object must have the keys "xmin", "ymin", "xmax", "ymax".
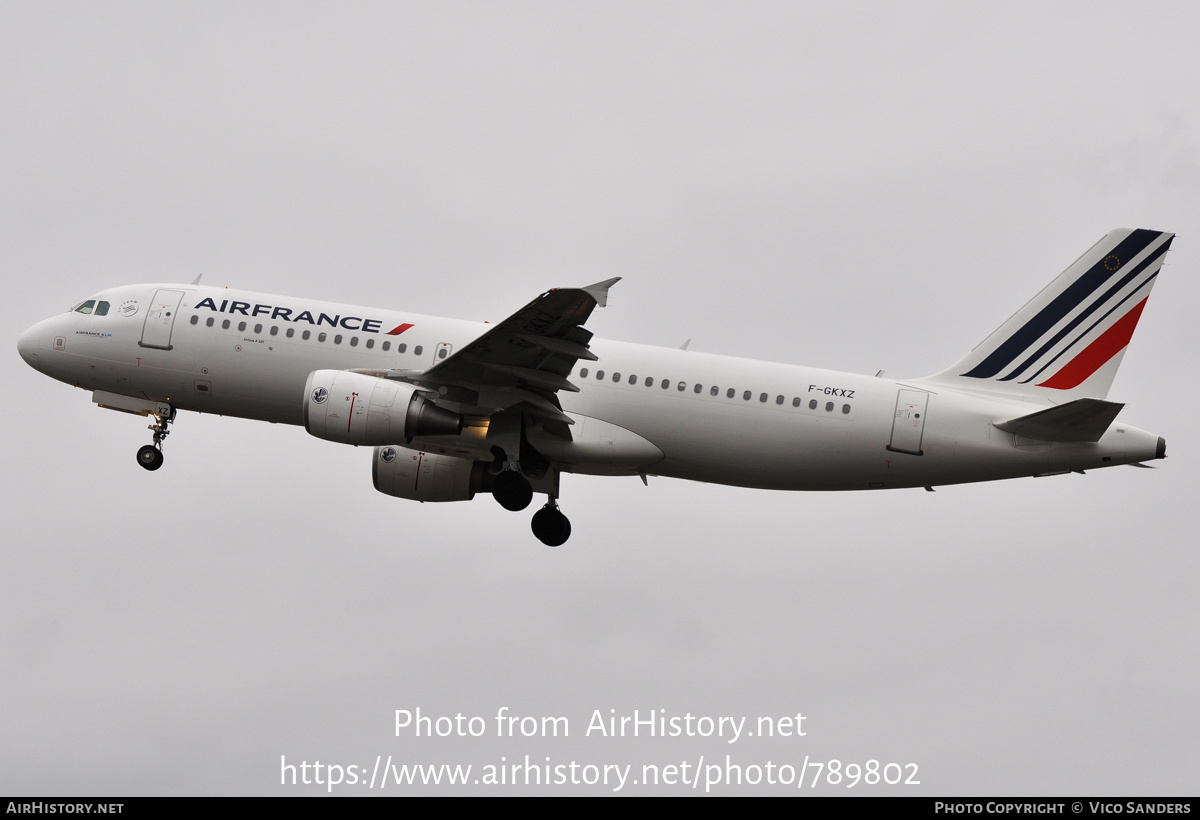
[
  {"xmin": 136, "ymin": 444, "xmax": 163, "ymax": 471},
  {"xmin": 136, "ymin": 406, "xmax": 174, "ymax": 472}
]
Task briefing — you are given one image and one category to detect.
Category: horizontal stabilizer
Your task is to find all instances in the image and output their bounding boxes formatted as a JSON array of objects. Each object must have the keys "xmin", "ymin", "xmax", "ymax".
[{"xmin": 994, "ymin": 398, "xmax": 1124, "ymax": 442}]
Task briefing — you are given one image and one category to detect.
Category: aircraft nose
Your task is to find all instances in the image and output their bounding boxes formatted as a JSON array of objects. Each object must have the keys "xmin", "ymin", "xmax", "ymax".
[{"xmin": 17, "ymin": 322, "xmax": 44, "ymax": 370}]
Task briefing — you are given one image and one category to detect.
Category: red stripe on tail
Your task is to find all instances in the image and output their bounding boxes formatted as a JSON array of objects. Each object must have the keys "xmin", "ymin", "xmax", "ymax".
[{"xmin": 1037, "ymin": 298, "xmax": 1148, "ymax": 390}]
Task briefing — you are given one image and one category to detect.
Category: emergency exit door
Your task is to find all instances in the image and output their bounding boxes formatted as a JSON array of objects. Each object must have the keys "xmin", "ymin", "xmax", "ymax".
[{"xmin": 887, "ymin": 389, "xmax": 929, "ymax": 455}]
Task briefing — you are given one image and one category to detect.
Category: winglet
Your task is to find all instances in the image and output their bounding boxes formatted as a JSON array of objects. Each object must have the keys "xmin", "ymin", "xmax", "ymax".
[{"xmin": 582, "ymin": 277, "xmax": 621, "ymax": 308}]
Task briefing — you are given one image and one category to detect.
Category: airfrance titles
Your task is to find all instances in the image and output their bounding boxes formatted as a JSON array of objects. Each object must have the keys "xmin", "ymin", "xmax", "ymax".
[{"xmin": 193, "ymin": 297, "xmax": 411, "ymax": 335}]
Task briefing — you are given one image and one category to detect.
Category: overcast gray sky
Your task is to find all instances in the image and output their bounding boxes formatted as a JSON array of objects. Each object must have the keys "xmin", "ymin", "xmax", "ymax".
[{"xmin": 3, "ymin": 1, "xmax": 1198, "ymax": 795}]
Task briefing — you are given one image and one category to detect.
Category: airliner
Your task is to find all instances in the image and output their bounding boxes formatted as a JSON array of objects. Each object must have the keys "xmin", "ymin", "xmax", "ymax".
[{"xmin": 17, "ymin": 228, "xmax": 1172, "ymax": 546}]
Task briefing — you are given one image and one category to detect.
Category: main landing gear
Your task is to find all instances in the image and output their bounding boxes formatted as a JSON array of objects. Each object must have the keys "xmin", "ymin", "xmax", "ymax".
[
  {"xmin": 136, "ymin": 406, "xmax": 174, "ymax": 472},
  {"xmin": 487, "ymin": 422, "xmax": 572, "ymax": 545},
  {"xmin": 491, "ymin": 466, "xmax": 572, "ymax": 547},
  {"xmin": 492, "ymin": 470, "xmax": 534, "ymax": 511},
  {"xmin": 531, "ymin": 501, "xmax": 571, "ymax": 547}
]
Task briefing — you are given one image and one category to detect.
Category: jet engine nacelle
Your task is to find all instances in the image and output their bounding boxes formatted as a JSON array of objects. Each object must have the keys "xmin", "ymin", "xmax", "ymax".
[
  {"xmin": 303, "ymin": 369, "xmax": 462, "ymax": 446},
  {"xmin": 372, "ymin": 447, "xmax": 490, "ymax": 502}
]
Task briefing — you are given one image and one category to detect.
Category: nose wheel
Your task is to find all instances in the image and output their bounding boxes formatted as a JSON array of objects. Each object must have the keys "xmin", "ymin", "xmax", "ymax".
[
  {"xmin": 136, "ymin": 406, "xmax": 174, "ymax": 472},
  {"xmin": 137, "ymin": 444, "xmax": 164, "ymax": 471}
]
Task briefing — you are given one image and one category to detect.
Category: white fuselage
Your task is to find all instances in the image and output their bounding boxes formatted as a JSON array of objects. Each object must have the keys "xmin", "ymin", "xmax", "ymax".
[{"xmin": 18, "ymin": 283, "xmax": 1163, "ymax": 491}]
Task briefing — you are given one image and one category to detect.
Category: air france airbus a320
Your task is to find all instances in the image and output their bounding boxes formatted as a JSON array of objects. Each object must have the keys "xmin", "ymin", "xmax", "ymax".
[{"xmin": 18, "ymin": 228, "xmax": 1172, "ymax": 546}]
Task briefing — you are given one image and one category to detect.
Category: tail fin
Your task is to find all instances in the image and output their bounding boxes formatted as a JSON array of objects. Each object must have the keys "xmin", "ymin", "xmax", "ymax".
[{"xmin": 927, "ymin": 228, "xmax": 1173, "ymax": 402}]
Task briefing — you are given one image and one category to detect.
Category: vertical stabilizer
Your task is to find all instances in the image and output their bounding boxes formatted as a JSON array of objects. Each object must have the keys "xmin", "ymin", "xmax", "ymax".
[{"xmin": 926, "ymin": 228, "xmax": 1173, "ymax": 402}]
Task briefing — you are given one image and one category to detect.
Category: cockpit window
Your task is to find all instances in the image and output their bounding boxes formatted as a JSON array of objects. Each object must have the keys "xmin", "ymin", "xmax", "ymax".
[{"xmin": 72, "ymin": 300, "xmax": 110, "ymax": 316}]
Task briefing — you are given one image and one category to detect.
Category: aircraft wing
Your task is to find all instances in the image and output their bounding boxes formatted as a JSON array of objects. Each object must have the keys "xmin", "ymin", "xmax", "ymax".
[{"xmin": 410, "ymin": 278, "xmax": 620, "ymax": 430}]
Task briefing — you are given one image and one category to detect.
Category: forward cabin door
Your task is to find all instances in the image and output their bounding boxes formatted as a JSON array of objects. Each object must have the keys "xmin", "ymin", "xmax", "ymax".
[
  {"xmin": 139, "ymin": 289, "xmax": 186, "ymax": 350},
  {"xmin": 888, "ymin": 389, "xmax": 929, "ymax": 455}
]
